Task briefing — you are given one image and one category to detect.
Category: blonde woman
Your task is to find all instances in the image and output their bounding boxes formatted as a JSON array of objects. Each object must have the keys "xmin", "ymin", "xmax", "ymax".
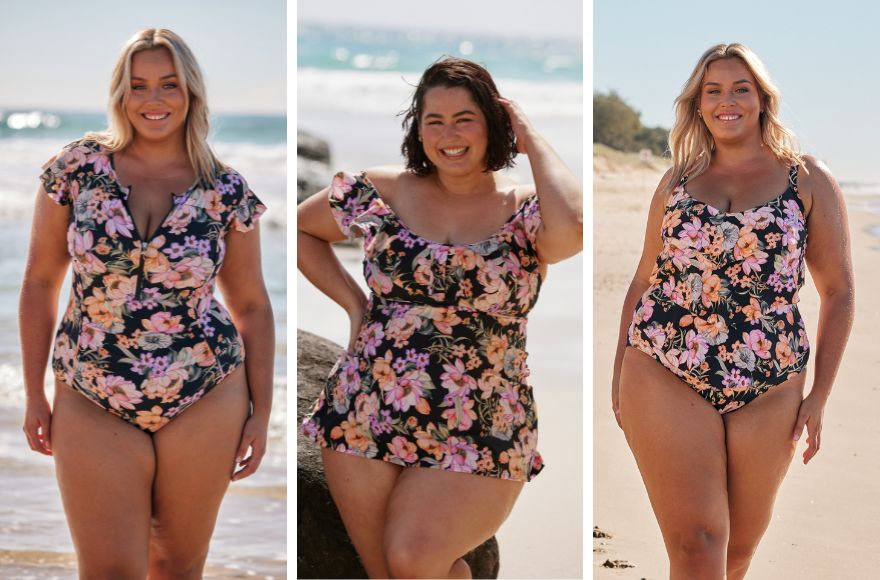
[
  {"xmin": 613, "ymin": 43, "xmax": 854, "ymax": 578},
  {"xmin": 19, "ymin": 29, "xmax": 273, "ymax": 577}
]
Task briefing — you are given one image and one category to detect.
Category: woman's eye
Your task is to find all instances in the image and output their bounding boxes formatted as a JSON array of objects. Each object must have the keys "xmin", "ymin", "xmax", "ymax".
[
  {"xmin": 456, "ymin": 118, "xmax": 472, "ymax": 123},
  {"xmin": 163, "ymin": 83, "xmax": 178, "ymax": 90},
  {"xmin": 736, "ymin": 87, "xmax": 749, "ymax": 93}
]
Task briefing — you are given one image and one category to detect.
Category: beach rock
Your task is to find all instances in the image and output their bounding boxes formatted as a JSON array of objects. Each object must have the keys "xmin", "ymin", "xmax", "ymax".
[
  {"xmin": 601, "ymin": 559, "xmax": 635, "ymax": 569},
  {"xmin": 297, "ymin": 130, "xmax": 332, "ymax": 204},
  {"xmin": 297, "ymin": 329, "xmax": 501, "ymax": 579}
]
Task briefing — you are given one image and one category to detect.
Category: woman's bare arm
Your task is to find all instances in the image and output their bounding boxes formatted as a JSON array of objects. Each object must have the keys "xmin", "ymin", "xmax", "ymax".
[
  {"xmin": 217, "ymin": 222, "xmax": 275, "ymax": 480},
  {"xmin": 610, "ymin": 170, "xmax": 671, "ymax": 426},
  {"xmin": 19, "ymin": 186, "xmax": 72, "ymax": 454},
  {"xmin": 795, "ymin": 155, "xmax": 855, "ymax": 464},
  {"xmin": 498, "ymin": 97, "xmax": 582, "ymax": 264}
]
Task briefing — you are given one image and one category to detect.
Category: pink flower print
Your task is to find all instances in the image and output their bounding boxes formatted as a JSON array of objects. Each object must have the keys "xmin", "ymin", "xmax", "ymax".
[
  {"xmin": 413, "ymin": 256, "xmax": 434, "ymax": 287},
  {"xmin": 366, "ymin": 260, "xmax": 393, "ymax": 295},
  {"xmin": 441, "ymin": 359, "xmax": 478, "ymax": 398},
  {"xmin": 330, "ymin": 171, "xmax": 357, "ymax": 198},
  {"xmin": 382, "ymin": 369, "xmax": 427, "ymax": 412},
  {"xmin": 201, "ymin": 189, "xmax": 226, "ymax": 221},
  {"xmin": 678, "ymin": 330, "xmax": 708, "ymax": 369},
  {"xmin": 742, "ymin": 330, "xmax": 772, "ymax": 359},
  {"xmin": 667, "ymin": 238, "xmax": 693, "ymax": 271},
  {"xmin": 142, "ymin": 361, "xmax": 188, "ymax": 403},
  {"xmin": 166, "ymin": 204, "xmax": 197, "ymax": 235},
  {"xmin": 440, "ymin": 437, "xmax": 479, "ymax": 473},
  {"xmin": 153, "ymin": 256, "xmax": 214, "ymax": 289},
  {"xmin": 102, "ymin": 199, "xmax": 134, "ymax": 238},
  {"xmin": 143, "ymin": 312, "xmax": 185, "ymax": 334},
  {"xmin": 99, "ymin": 375, "xmax": 143, "ymax": 410},
  {"xmin": 87, "ymin": 150, "xmax": 112, "ymax": 175},
  {"xmin": 360, "ymin": 322, "xmax": 385, "ymax": 357},
  {"xmin": 441, "ymin": 397, "xmax": 477, "ymax": 431},
  {"xmin": 78, "ymin": 322, "xmax": 106, "ymax": 350},
  {"xmin": 387, "ymin": 436, "xmax": 419, "ymax": 464},
  {"xmin": 679, "ymin": 218, "xmax": 709, "ymax": 249},
  {"xmin": 643, "ymin": 324, "xmax": 667, "ymax": 350},
  {"xmin": 635, "ymin": 298, "xmax": 655, "ymax": 323},
  {"xmin": 744, "ymin": 206, "xmax": 775, "ymax": 230}
]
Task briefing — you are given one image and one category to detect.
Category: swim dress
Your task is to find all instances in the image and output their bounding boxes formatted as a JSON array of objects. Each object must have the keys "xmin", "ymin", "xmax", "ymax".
[
  {"xmin": 627, "ymin": 165, "xmax": 809, "ymax": 413},
  {"xmin": 41, "ymin": 138, "xmax": 265, "ymax": 432},
  {"xmin": 301, "ymin": 171, "xmax": 545, "ymax": 481}
]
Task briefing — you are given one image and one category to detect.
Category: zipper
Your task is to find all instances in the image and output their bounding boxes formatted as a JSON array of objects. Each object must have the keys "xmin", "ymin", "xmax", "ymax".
[{"xmin": 135, "ymin": 240, "xmax": 147, "ymax": 299}]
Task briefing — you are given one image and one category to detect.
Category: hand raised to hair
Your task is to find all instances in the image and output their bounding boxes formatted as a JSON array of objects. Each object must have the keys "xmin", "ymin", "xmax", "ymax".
[{"xmin": 497, "ymin": 97, "xmax": 537, "ymax": 155}]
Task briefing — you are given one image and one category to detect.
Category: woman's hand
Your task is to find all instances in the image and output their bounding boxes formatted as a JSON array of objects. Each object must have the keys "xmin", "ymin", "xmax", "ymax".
[
  {"xmin": 23, "ymin": 394, "xmax": 52, "ymax": 455},
  {"xmin": 793, "ymin": 391, "xmax": 827, "ymax": 465},
  {"xmin": 232, "ymin": 414, "xmax": 269, "ymax": 481},
  {"xmin": 497, "ymin": 96, "xmax": 537, "ymax": 155}
]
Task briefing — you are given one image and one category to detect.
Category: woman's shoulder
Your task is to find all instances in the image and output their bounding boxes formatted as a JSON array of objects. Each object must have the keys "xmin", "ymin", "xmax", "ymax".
[{"xmin": 361, "ymin": 165, "xmax": 408, "ymax": 204}]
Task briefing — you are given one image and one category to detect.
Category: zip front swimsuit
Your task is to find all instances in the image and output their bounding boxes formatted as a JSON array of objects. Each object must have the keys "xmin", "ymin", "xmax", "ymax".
[
  {"xmin": 41, "ymin": 139, "xmax": 266, "ymax": 432},
  {"xmin": 627, "ymin": 164, "xmax": 809, "ymax": 413}
]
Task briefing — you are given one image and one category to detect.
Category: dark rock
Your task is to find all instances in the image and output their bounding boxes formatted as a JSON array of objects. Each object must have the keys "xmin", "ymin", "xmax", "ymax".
[
  {"xmin": 296, "ymin": 329, "xmax": 500, "ymax": 579},
  {"xmin": 297, "ymin": 131, "xmax": 332, "ymax": 204},
  {"xmin": 601, "ymin": 559, "xmax": 635, "ymax": 569},
  {"xmin": 593, "ymin": 526, "xmax": 612, "ymax": 539}
]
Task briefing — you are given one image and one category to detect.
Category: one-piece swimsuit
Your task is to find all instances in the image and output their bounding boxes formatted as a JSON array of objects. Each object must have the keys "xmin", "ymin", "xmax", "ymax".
[
  {"xmin": 301, "ymin": 171, "xmax": 546, "ymax": 481},
  {"xmin": 41, "ymin": 138, "xmax": 266, "ymax": 432},
  {"xmin": 627, "ymin": 164, "xmax": 809, "ymax": 413}
]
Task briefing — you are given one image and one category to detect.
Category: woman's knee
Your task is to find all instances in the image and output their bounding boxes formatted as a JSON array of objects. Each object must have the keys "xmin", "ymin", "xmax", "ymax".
[
  {"xmin": 149, "ymin": 535, "xmax": 209, "ymax": 580},
  {"xmin": 77, "ymin": 558, "xmax": 147, "ymax": 580},
  {"xmin": 384, "ymin": 532, "xmax": 458, "ymax": 579},
  {"xmin": 666, "ymin": 522, "xmax": 728, "ymax": 564},
  {"xmin": 726, "ymin": 539, "xmax": 758, "ymax": 575}
]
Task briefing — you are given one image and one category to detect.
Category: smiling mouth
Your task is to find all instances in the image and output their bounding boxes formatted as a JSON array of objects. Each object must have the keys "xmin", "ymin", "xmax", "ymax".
[
  {"xmin": 716, "ymin": 114, "xmax": 742, "ymax": 122},
  {"xmin": 441, "ymin": 147, "xmax": 468, "ymax": 158},
  {"xmin": 142, "ymin": 112, "xmax": 170, "ymax": 121}
]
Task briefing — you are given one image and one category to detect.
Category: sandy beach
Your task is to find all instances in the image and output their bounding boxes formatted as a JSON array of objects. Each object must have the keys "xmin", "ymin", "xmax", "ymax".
[{"xmin": 592, "ymin": 147, "xmax": 880, "ymax": 578}]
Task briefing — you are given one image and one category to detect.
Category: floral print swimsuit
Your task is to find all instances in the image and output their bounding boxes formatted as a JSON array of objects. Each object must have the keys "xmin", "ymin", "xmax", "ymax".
[
  {"xmin": 628, "ymin": 165, "xmax": 809, "ymax": 413},
  {"xmin": 301, "ymin": 171, "xmax": 545, "ymax": 481},
  {"xmin": 42, "ymin": 139, "xmax": 265, "ymax": 432}
]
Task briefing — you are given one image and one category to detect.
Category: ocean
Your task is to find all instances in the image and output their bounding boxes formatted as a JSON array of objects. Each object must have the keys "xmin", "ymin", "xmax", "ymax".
[{"xmin": 0, "ymin": 112, "xmax": 287, "ymax": 578}]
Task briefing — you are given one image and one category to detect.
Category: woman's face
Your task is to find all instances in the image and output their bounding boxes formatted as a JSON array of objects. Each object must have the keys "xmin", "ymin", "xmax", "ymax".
[
  {"xmin": 418, "ymin": 85, "xmax": 489, "ymax": 176},
  {"xmin": 125, "ymin": 47, "xmax": 187, "ymax": 144},
  {"xmin": 698, "ymin": 58, "xmax": 763, "ymax": 144}
]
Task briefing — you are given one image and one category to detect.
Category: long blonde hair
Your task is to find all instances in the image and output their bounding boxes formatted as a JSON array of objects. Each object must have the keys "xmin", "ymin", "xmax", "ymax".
[
  {"xmin": 667, "ymin": 43, "xmax": 801, "ymax": 190},
  {"xmin": 86, "ymin": 28, "xmax": 225, "ymax": 186}
]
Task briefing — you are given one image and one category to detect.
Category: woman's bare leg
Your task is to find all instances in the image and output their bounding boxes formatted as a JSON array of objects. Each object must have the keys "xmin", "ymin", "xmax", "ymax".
[
  {"xmin": 723, "ymin": 373, "xmax": 804, "ymax": 580},
  {"xmin": 619, "ymin": 348, "xmax": 729, "ymax": 580},
  {"xmin": 52, "ymin": 382, "xmax": 155, "ymax": 579},
  {"xmin": 382, "ymin": 468, "xmax": 523, "ymax": 579},
  {"xmin": 148, "ymin": 366, "xmax": 250, "ymax": 580},
  {"xmin": 321, "ymin": 449, "xmax": 402, "ymax": 578}
]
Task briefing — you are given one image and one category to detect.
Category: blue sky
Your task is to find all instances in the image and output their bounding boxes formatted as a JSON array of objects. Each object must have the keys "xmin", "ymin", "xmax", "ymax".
[
  {"xmin": 595, "ymin": 0, "xmax": 880, "ymax": 182},
  {"xmin": 0, "ymin": 0, "xmax": 285, "ymax": 114}
]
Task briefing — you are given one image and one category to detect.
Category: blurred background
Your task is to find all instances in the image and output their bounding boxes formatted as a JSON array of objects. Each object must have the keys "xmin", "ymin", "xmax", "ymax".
[
  {"xmin": 0, "ymin": 1, "xmax": 286, "ymax": 578},
  {"xmin": 297, "ymin": 1, "xmax": 584, "ymax": 578}
]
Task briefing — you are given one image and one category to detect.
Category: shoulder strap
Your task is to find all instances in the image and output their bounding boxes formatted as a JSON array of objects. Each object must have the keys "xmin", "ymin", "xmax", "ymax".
[{"xmin": 788, "ymin": 164, "xmax": 799, "ymax": 192}]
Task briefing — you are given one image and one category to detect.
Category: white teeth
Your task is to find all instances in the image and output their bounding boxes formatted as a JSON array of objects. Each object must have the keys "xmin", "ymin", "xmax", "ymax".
[
  {"xmin": 718, "ymin": 114, "xmax": 741, "ymax": 121},
  {"xmin": 443, "ymin": 147, "xmax": 466, "ymax": 156},
  {"xmin": 144, "ymin": 113, "xmax": 169, "ymax": 120}
]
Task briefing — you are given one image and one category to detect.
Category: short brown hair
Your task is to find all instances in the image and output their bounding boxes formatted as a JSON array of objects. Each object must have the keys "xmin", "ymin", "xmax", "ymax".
[{"xmin": 400, "ymin": 57, "xmax": 517, "ymax": 176}]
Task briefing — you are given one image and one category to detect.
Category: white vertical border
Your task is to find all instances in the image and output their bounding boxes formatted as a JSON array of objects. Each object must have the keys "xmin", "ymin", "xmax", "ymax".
[
  {"xmin": 583, "ymin": 1, "xmax": 595, "ymax": 579},
  {"xmin": 287, "ymin": 0, "xmax": 297, "ymax": 578}
]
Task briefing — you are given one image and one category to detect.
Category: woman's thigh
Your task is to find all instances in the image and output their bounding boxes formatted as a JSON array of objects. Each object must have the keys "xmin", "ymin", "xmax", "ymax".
[
  {"xmin": 383, "ymin": 466, "xmax": 523, "ymax": 575},
  {"xmin": 618, "ymin": 348, "xmax": 730, "ymax": 548},
  {"xmin": 723, "ymin": 373, "xmax": 804, "ymax": 559},
  {"xmin": 321, "ymin": 449, "xmax": 402, "ymax": 578},
  {"xmin": 149, "ymin": 365, "xmax": 250, "ymax": 571},
  {"xmin": 51, "ymin": 381, "xmax": 155, "ymax": 576}
]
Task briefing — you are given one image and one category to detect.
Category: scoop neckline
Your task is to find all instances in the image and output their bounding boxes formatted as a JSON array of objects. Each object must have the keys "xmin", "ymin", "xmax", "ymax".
[
  {"xmin": 360, "ymin": 172, "xmax": 535, "ymax": 249},
  {"xmin": 680, "ymin": 184, "xmax": 794, "ymax": 216}
]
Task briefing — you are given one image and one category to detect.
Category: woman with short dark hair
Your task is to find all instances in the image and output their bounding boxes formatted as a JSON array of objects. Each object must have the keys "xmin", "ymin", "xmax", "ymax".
[{"xmin": 299, "ymin": 56, "xmax": 582, "ymax": 578}]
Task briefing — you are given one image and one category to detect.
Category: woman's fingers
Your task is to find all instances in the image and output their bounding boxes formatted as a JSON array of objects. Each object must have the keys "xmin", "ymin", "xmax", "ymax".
[
  {"xmin": 232, "ymin": 440, "xmax": 265, "ymax": 481},
  {"xmin": 803, "ymin": 420, "xmax": 822, "ymax": 464},
  {"xmin": 792, "ymin": 406, "xmax": 808, "ymax": 442}
]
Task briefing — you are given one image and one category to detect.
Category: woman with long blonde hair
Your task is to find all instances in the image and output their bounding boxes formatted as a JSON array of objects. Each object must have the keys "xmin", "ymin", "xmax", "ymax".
[
  {"xmin": 612, "ymin": 43, "xmax": 854, "ymax": 578},
  {"xmin": 20, "ymin": 28, "xmax": 274, "ymax": 577}
]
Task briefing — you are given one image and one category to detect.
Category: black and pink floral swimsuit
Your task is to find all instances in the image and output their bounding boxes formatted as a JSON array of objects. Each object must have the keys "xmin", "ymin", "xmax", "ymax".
[
  {"xmin": 301, "ymin": 171, "xmax": 546, "ymax": 481},
  {"xmin": 628, "ymin": 165, "xmax": 810, "ymax": 413},
  {"xmin": 41, "ymin": 139, "xmax": 265, "ymax": 432}
]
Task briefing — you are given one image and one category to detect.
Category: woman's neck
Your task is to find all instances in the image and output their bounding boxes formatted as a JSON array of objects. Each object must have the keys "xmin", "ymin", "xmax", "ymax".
[
  {"xmin": 124, "ymin": 135, "xmax": 188, "ymax": 167},
  {"xmin": 431, "ymin": 170, "xmax": 499, "ymax": 197}
]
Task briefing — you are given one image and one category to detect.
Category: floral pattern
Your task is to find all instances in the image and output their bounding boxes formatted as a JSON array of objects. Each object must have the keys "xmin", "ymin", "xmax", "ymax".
[
  {"xmin": 301, "ymin": 171, "xmax": 545, "ymax": 481},
  {"xmin": 628, "ymin": 165, "xmax": 809, "ymax": 413},
  {"xmin": 41, "ymin": 139, "xmax": 265, "ymax": 432}
]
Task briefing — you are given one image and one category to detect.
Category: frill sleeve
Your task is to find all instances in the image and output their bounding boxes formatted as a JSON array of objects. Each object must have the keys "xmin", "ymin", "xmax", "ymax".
[
  {"xmin": 226, "ymin": 173, "xmax": 267, "ymax": 233},
  {"xmin": 39, "ymin": 140, "xmax": 92, "ymax": 206},
  {"xmin": 327, "ymin": 171, "xmax": 384, "ymax": 239}
]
